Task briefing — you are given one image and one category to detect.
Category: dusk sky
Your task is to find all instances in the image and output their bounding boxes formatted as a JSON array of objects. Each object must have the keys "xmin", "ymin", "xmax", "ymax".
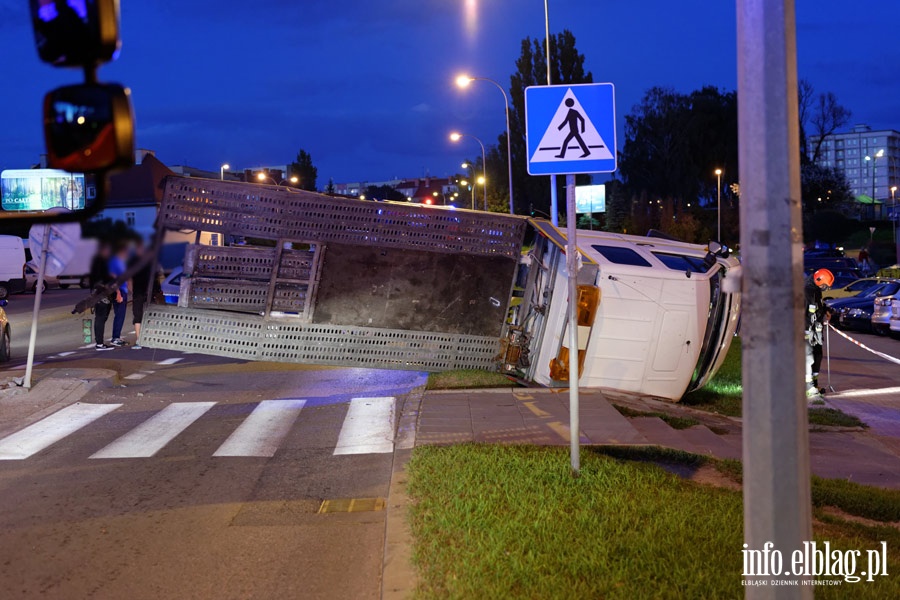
[{"xmin": 1, "ymin": 0, "xmax": 898, "ymax": 186}]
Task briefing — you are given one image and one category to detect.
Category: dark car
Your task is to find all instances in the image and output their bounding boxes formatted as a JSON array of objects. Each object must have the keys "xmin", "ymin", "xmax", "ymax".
[
  {"xmin": 804, "ymin": 248, "xmax": 845, "ymax": 259},
  {"xmin": 804, "ymin": 257, "xmax": 862, "ymax": 289},
  {"xmin": 826, "ymin": 282, "xmax": 900, "ymax": 332}
]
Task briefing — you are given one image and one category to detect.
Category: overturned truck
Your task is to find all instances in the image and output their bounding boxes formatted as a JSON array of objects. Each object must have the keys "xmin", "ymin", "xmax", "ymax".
[{"xmin": 141, "ymin": 177, "xmax": 741, "ymax": 401}]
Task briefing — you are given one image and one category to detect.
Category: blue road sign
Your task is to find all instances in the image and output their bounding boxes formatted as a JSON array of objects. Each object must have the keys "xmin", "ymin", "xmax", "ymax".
[{"xmin": 525, "ymin": 83, "xmax": 616, "ymax": 175}]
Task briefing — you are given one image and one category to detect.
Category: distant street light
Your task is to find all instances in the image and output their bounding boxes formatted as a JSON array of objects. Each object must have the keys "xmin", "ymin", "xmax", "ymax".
[
  {"xmin": 450, "ymin": 132, "xmax": 487, "ymax": 211},
  {"xmin": 864, "ymin": 148, "xmax": 885, "ymax": 206},
  {"xmin": 714, "ymin": 168, "xmax": 723, "ymax": 242},
  {"xmin": 455, "ymin": 73, "xmax": 515, "ymax": 215},
  {"xmin": 257, "ymin": 172, "xmax": 299, "ymax": 188},
  {"xmin": 220, "ymin": 163, "xmax": 230, "ymax": 180}
]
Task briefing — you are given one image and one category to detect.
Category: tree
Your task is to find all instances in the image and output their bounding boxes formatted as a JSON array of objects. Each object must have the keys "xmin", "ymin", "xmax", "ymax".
[
  {"xmin": 602, "ymin": 179, "xmax": 629, "ymax": 233},
  {"xmin": 325, "ymin": 178, "xmax": 335, "ymax": 195},
  {"xmin": 364, "ymin": 185, "xmax": 406, "ymax": 202},
  {"xmin": 508, "ymin": 30, "xmax": 593, "ymax": 217},
  {"xmin": 290, "ymin": 149, "xmax": 318, "ymax": 191},
  {"xmin": 618, "ymin": 86, "xmax": 737, "ymax": 208},
  {"xmin": 808, "ymin": 92, "xmax": 851, "ymax": 163},
  {"xmin": 797, "ymin": 78, "xmax": 815, "ymax": 161},
  {"xmin": 801, "ymin": 162, "xmax": 853, "ymax": 211}
]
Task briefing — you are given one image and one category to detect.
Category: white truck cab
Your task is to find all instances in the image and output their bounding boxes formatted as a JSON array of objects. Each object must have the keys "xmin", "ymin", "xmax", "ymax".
[{"xmin": 0, "ymin": 235, "xmax": 26, "ymax": 299}]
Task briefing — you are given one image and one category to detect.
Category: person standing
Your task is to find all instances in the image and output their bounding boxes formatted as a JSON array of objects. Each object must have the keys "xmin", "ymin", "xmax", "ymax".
[
  {"xmin": 109, "ymin": 243, "xmax": 129, "ymax": 347},
  {"xmin": 127, "ymin": 237, "xmax": 153, "ymax": 350},
  {"xmin": 89, "ymin": 243, "xmax": 115, "ymax": 351},
  {"xmin": 805, "ymin": 268, "xmax": 834, "ymax": 397}
]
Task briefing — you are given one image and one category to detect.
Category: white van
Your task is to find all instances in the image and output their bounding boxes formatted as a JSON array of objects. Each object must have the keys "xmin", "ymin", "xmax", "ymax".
[{"xmin": 0, "ymin": 235, "xmax": 26, "ymax": 299}]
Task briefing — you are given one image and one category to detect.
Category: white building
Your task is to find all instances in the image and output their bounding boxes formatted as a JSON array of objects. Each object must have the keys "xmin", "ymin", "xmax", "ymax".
[{"xmin": 809, "ymin": 124, "xmax": 900, "ymax": 201}]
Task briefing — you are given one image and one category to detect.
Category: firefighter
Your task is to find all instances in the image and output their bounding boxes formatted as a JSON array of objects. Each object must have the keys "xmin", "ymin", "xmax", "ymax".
[{"xmin": 805, "ymin": 268, "xmax": 834, "ymax": 397}]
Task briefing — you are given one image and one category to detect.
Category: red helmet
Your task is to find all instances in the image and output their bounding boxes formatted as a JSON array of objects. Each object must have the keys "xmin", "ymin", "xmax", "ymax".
[{"xmin": 813, "ymin": 268, "xmax": 835, "ymax": 288}]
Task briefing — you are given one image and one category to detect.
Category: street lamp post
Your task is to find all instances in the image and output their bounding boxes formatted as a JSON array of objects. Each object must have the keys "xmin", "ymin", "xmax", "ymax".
[
  {"xmin": 456, "ymin": 75, "xmax": 515, "ymax": 215},
  {"xmin": 257, "ymin": 172, "xmax": 299, "ymax": 187},
  {"xmin": 714, "ymin": 168, "xmax": 723, "ymax": 242},
  {"xmin": 220, "ymin": 164, "xmax": 230, "ymax": 180},
  {"xmin": 450, "ymin": 132, "xmax": 487, "ymax": 211},
  {"xmin": 892, "ymin": 185, "xmax": 898, "ymax": 264},
  {"xmin": 864, "ymin": 149, "xmax": 885, "ymax": 216}
]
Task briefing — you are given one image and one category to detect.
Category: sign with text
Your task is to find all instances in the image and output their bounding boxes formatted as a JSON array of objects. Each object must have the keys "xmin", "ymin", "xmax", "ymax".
[
  {"xmin": 576, "ymin": 184, "xmax": 606, "ymax": 214},
  {"xmin": 1, "ymin": 169, "xmax": 87, "ymax": 212}
]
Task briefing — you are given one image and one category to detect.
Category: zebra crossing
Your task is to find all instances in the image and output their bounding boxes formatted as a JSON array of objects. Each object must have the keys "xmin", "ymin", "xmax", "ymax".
[{"xmin": 0, "ymin": 397, "xmax": 397, "ymax": 461}]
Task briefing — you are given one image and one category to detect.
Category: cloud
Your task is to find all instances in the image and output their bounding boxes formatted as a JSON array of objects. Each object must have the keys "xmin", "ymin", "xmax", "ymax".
[{"xmin": 411, "ymin": 103, "xmax": 431, "ymax": 113}]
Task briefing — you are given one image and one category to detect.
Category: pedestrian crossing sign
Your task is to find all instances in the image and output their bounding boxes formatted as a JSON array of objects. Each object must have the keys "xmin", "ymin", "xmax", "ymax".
[{"xmin": 525, "ymin": 83, "xmax": 617, "ymax": 175}]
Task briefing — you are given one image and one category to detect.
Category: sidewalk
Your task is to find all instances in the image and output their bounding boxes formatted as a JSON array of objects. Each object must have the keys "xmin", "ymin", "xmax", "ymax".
[{"xmin": 415, "ymin": 387, "xmax": 900, "ymax": 489}]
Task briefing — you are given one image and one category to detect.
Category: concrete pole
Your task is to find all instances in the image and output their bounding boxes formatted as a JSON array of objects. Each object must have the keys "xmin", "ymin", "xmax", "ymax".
[
  {"xmin": 24, "ymin": 225, "xmax": 51, "ymax": 389},
  {"xmin": 565, "ymin": 174, "xmax": 580, "ymax": 474},
  {"xmin": 737, "ymin": 0, "xmax": 812, "ymax": 597}
]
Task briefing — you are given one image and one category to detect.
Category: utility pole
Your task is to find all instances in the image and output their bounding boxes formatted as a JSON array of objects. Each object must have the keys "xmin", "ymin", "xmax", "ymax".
[{"xmin": 737, "ymin": 0, "xmax": 812, "ymax": 597}]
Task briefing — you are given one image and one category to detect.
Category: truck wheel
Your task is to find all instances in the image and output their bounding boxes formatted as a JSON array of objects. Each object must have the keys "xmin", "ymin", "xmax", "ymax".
[
  {"xmin": 0, "ymin": 285, "xmax": 8, "ymax": 300},
  {"xmin": 0, "ymin": 327, "xmax": 9, "ymax": 363},
  {"xmin": 79, "ymin": 277, "xmax": 90, "ymax": 289},
  {"xmin": 59, "ymin": 283, "xmax": 70, "ymax": 289}
]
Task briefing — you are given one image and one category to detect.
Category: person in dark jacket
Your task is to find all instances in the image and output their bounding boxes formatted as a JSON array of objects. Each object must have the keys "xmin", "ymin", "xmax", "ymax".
[
  {"xmin": 805, "ymin": 268, "xmax": 834, "ymax": 397},
  {"xmin": 88, "ymin": 243, "xmax": 115, "ymax": 351}
]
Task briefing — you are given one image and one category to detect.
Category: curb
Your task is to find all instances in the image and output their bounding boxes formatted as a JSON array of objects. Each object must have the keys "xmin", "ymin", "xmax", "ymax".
[{"xmin": 381, "ymin": 386, "xmax": 424, "ymax": 600}]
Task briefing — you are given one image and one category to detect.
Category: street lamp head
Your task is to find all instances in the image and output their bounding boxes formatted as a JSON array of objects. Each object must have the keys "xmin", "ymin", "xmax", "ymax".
[
  {"xmin": 892, "ymin": 186, "xmax": 898, "ymax": 193},
  {"xmin": 257, "ymin": 172, "xmax": 266, "ymax": 181},
  {"xmin": 432, "ymin": 191, "xmax": 439, "ymax": 196},
  {"xmin": 455, "ymin": 74, "xmax": 473, "ymax": 88},
  {"xmin": 460, "ymin": 180, "xmax": 468, "ymax": 186},
  {"xmin": 221, "ymin": 164, "xmax": 230, "ymax": 170},
  {"xmin": 714, "ymin": 168, "xmax": 723, "ymax": 176},
  {"xmin": 876, "ymin": 149, "xmax": 885, "ymax": 158},
  {"xmin": 477, "ymin": 176, "xmax": 485, "ymax": 185},
  {"xmin": 359, "ymin": 195, "xmax": 366, "ymax": 200},
  {"xmin": 865, "ymin": 155, "xmax": 872, "ymax": 162},
  {"xmin": 289, "ymin": 176, "xmax": 299, "ymax": 184},
  {"xmin": 461, "ymin": 162, "xmax": 470, "ymax": 169},
  {"xmin": 449, "ymin": 132, "xmax": 462, "ymax": 142}
]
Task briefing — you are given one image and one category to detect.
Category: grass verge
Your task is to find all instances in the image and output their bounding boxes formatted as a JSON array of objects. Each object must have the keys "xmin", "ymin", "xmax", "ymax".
[
  {"xmin": 425, "ymin": 369, "xmax": 514, "ymax": 390},
  {"xmin": 612, "ymin": 403, "xmax": 701, "ymax": 430},
  {"xmin": 681, "ymin": 338, "xmax": 743, "ymax": 416},
  {"xmin": 808, "ymin": 407, "xmax": 867, "ymax": 429},
  {"xmin": 407, "ymin": 444, "xmax": 900, "ymax": 599}
]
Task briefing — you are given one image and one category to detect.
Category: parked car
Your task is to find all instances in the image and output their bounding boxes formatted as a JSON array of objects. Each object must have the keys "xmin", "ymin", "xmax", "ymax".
[
  {"xmin": 872, "ymin": 289, "xmax": 899, "ymax": 336},
  {"xmin": 804, "ymin": 248, "xmax": 844, "ymax": 259},
  {"xmin": 0, "ymin": 236, "xmax": 26, "ymax": 300},
  {"xmin": 823, "ymin": 277, "xmax": 894, "ymax": 301},
  {"xmin": 24, "ymin": 264, "xmax": 60, "ymax": 293},
  {"xmin": 890, "ymin": 297, "xmax": 900, "ymax": 339},
  {"xmin": 0, "ymin": 299, "xmax": 10, "ymax": 362},
  {"xmin": 827, "ymin": 282, "xmax": 900, "ymax": 332}
]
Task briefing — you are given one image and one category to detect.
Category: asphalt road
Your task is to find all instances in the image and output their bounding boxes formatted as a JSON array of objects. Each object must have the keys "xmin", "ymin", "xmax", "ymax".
[{"xmin": 0, "ymin": 289, "xmax": 427, "ymax": 599}]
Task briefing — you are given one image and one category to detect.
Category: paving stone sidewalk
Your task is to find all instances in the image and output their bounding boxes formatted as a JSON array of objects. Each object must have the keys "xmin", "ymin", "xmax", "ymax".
[{"xmin": 415, "ymin": 387, "xmax": 900, "ymax": 489}]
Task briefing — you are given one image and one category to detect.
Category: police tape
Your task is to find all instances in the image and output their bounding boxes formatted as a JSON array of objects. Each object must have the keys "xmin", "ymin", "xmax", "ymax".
[{"xmin": 827, "ymin": 323, "xmax": 900, "ymax": 366}]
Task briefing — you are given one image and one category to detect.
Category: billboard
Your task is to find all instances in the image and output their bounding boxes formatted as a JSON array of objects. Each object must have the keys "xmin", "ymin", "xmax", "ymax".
[
  {"xmin": 575, "ymin": 184, "xmax": 606, "ymax": 214},
  {"xmin": 1, "ymin": 169, "xmax": 88, "ymax": 212}
]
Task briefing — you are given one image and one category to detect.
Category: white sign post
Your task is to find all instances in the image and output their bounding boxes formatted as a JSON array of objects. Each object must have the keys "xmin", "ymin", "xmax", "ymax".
[
  {"xmin": 525, "ymin": 83, "xmax": 617, "ymax": 474},
  {"xmin": 24, "ymin": 220, "xmax": 80, "ymax": 389}
]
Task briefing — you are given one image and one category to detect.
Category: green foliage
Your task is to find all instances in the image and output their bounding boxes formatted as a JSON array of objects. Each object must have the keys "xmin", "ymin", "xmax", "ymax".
[
  {"xmin": 325, "ymin": 178, "xmax": 335, "ymax": 195},
  {"xmin": 290, "ymin": 148, "xmax": 318, "ymax": 191},
  {"xmin": 801, "ymin": 162, "xmax": 854, "ymax": 212},
  {"xmin": 508, "ymin": 30, "xmax": 593, "ymax": 217}
]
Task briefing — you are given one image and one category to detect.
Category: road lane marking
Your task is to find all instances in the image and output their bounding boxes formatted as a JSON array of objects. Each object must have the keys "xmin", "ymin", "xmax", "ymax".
[
  {"xmin": 124, "ymin": 373, "xmax": 147, "ymax": 380},
  {"xmin": 79, "ymin": 344, "xmax": 95, "ymax": 349},
  {"xmin": 90, "ymin": 402, "xmax": 216, "ymax": 459},
  {"xmin": 157, "ymin": 357, "xmax": 183, "ymax": 365},
  {"xmin": 57, "ymin": 351, "xmax": 76, "ymax": 357},
  {"xmin": 9, "ymin": 362, "xmax": 43, "ymax": 370},
  {"xmin": 213, "ymin": 399, "xmax": 306, "ymax": 457},
  {"xmin": 333, "ymin": 397, "xmax": 395, "ymax": 455},
  {"xmin": 0, "ymin": 403, "xmax": 122, "ymax": 460}
]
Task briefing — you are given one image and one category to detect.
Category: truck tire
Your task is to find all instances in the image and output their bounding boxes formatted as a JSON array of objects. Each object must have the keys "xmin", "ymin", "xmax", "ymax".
[
  {"xmin": 0, "ymin": 285, "xmax": 8, "ymax": 300},
  {"xmin": 0, "ymin": 326, "xmax": 9, "ymax": 362},
  {"xmin": 59, "ymin": 283, "xmax": 70, "ymax": 289},
  {"xmin": 79, "ymin": 277, "xmax": 90, "ymax": 289}
]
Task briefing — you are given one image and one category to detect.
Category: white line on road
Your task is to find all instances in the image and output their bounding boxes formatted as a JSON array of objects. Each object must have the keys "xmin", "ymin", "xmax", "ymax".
[
  {"xmin": 10, "ymin": 362, "xmax": 43, "ymax": 370},
  {"xmin": 157, "ymin": 358, "xmax": 183, "ymax": 365},
  {"xmin": 333, "ymin": 397, "xmax": 395, "ymax": 455},
  {"xmin": 124, "ymin": 373, "xmax": 147, "ymax": 380},
  {"xmin": 90, "ymin": 402, "xmax": 216, "ymax": 459},
  {"xmin": 213, "ymin": 399, "xmax": 307, "ymax": 457},
  {"xmin": 57, "ymin": 351, "xmax": 76, "ymax": 357},
  {"xmin": 0, "ymin": 403, "xmax": 122, "ymax": 460},
  {"xmin": 79, "ymin": 344, "xmax": 95, "ymax": 349}
]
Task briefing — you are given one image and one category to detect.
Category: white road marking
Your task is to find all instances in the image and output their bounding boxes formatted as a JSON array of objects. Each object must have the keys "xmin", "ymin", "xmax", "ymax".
[
  {"xmin": 90, "ymin": 402, "xmax": 216, "ymax": 459},
  {"xmin": 79, "ymin": 344, "xmax": 95, "ymax": 349},
  {"xmin": 124, "ymin": 373, "xmax": 147, "ymax": 380},
  {"xmin": 333, "ymin": 397, "xmax": 395, "ymax": 455},
  {"xmin": 213, "ymin": 399, "xmax": 306, "ymax": 457},
  {"xmin": 57, "ymin": 351, "xmax": 76, "ymax": 357},
  {"xmin": 0, "ymin": 403, "xmax": 122, "ymax": 460},
  {"xmin": 157, "ymin": 357, "xmax": 183, "ymax": 365},
  {"xmin": 10, "ymin": 362, "xmax": 43, "ymax": 370}
]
